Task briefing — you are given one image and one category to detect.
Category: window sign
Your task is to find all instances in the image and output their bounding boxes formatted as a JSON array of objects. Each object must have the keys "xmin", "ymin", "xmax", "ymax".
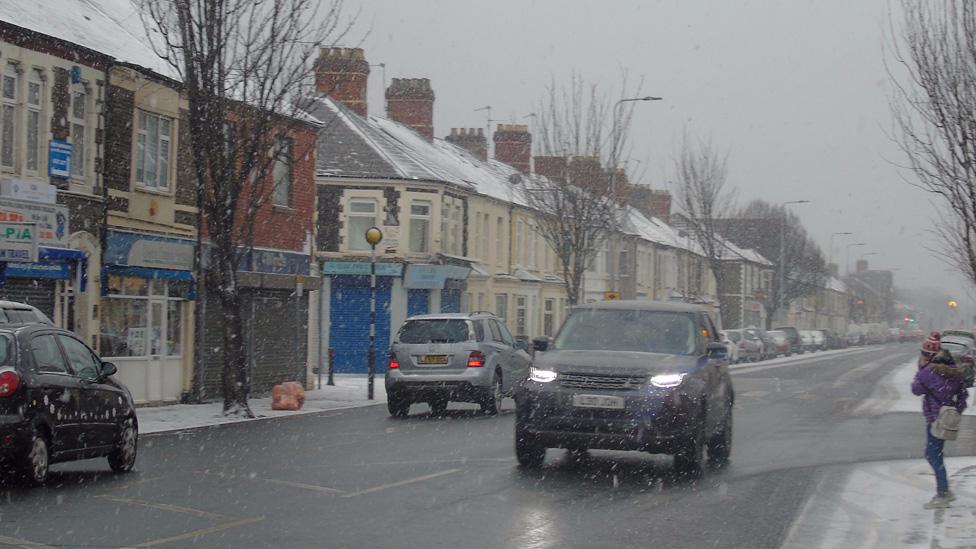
[
  {"xmin": 48, "ymin": 140, "xmax": 72, "ymax": 179},
  {"xmin": 0, "ymin": 222, "xmax": 38, "ymax": 262}
]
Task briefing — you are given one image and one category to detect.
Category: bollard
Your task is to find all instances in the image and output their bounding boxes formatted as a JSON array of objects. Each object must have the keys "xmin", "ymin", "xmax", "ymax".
[{"xmin": 327, "ymin": 347, "xmax": 335, "ymax": 386}]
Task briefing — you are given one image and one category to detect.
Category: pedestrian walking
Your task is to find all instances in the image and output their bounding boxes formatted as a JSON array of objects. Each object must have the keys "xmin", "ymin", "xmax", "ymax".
[{"xmin": 912, "ymin": 332, "xmax": 968, "ymax": 509}]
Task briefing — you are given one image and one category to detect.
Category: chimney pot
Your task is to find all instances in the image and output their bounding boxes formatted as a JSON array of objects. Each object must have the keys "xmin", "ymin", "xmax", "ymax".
[
  {"xmin": 315, "ymin": 47, "xmax": 370, "ymax": 116},
  {"xmin": 445, "ymin": 126, "xmax": 488, "ymax": 161},
  {"xmin": 386, "ymin": 77, "xmax": 435, "ymax": 141},
  {"xmin": 493, "ymin": 124, "xmax": 531, "ymax": 173}
]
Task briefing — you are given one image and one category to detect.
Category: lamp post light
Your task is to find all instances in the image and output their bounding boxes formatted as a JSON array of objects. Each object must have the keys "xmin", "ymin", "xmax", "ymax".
[
  {"xmin": 365, "ymin": 226, "xmax": 383, "ymax": 400},
  {"xmin": 827, "ymin": 232, "xmax": 852, "ymax": 273},
  {"xmin": 778, "ymin": 200, "xmax": 810, "ymax": 318},
  {"xmin": 846, "ymin": 242, "xmax": 866, "ymax": 276}
]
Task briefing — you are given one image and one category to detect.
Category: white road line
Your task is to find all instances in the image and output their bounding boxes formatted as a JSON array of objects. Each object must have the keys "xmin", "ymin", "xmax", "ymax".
[
  {"xmin": 259, "ymin": 478, "xmax": 345, "ymax": 495},
  {"xmin": 341, "ymin": 468, "xmax": 461, "ymax": 498}
]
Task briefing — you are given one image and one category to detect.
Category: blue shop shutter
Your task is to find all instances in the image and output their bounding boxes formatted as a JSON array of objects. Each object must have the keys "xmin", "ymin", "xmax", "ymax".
[
  {"xmin": 329, "ymin": 276, "xmax": 392, "ymax": 374},
  {"xmin": 407, "ymin": 289, "xmax": 429, "ymax": 317},
  {"xmin": 441, "ymin": 289, "xmax": 461, "ymax": 313}
]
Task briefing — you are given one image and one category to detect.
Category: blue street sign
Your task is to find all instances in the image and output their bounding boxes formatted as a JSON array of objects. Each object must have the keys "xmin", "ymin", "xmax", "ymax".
[{"xmin": 48, "ymin": 140, "xmax": 72, "ymax": 179}]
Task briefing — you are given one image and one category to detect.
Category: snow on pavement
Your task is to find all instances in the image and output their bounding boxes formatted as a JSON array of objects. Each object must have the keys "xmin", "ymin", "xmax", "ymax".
[
  {"xmin": 782, "ymin": 458, "xmax": 976, "ymax": 549},
  {"xmin": 138, "ymin": 375, "xmax": 387, "ymax": 434},
  {"xmin": 855, "ymin": 359, "xmax": 976, "ymax": 416}
]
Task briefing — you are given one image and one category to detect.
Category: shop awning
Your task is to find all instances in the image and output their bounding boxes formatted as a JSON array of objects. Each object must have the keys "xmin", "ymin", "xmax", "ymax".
[{"xmin": 102, "ymin": 265, "xmax": 196, "ymax": 300}]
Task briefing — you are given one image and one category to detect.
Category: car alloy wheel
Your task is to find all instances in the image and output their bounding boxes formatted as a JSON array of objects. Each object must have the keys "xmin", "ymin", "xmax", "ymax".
[
  {"xmin": 482, "ymin": 372, "xmax": 503, "ymax": 415},
  {"xmin": 109, "ymin": 423, "xmax": 138, "ymax": 473},
  {"xmin": 25, "ymin": 433, "xmax": 49, "ymax": 485}
]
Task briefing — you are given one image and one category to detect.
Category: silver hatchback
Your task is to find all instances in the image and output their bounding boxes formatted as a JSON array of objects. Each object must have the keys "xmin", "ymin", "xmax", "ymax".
[{"xmin": 385, "ymin": 312, "xmax": 531, "ymax": 417}]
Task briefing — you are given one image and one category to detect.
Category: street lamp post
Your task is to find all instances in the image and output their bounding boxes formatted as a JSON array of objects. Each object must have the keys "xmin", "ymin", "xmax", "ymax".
[
  {"xmin": 365, "ymin": 226, "xmax": 383, "ymax": 400},
  {"xmin": 827, "ymin": 232, "xmax": 852, "ymax": 273},
  {"xmin": 778, "ymin": 200, "xmax": 810, "ymax": 320},
  {"xmin": 845, "ymin": 242, "xmax": 866, "ymax": 276}
]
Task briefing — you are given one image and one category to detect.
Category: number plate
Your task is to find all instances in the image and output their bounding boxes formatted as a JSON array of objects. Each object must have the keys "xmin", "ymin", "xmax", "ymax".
[
  {"xmin": 419, "ymin": 355, "xmax": 449, "ymax": 365},
  {"xmin": 572, "ymin": 394, "xmax": 625, "ymax": 409}
]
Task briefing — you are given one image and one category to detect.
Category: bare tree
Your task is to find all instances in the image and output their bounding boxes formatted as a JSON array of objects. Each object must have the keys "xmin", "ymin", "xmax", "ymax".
[
  {"xmin": 888, "ymin": 1, "xmax": 976, "ymax": 285},
  {"xmin": 139, "ymin": 0, "xmax": 353, "ymax": 415},
  {"xmin": 525, "ymin": 74, "xmax": 643, "ymax": 305},
  {"xmin": 672, "ymin": 133, "xmax": 735, "ymax": 321},
  {"xmin": 718, "ymin": 200, "xmax": 827, "ymax": 328}
]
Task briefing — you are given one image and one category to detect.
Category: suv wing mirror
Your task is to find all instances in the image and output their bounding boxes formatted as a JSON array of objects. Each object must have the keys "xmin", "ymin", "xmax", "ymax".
[
  {"xmin": 706, "ymin": 342, "xmax": 728, "ymax": 360},
  {"xmin": 100, "ymin": 362, "xmax": 118, "ymax": 378},
  {"xmin": 532, "ymin": 337, "xmax": 550, "ymax": 352}
]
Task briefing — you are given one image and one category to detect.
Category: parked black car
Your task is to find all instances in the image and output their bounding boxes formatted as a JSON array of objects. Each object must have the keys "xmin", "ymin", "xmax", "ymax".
[
  {"xmin": 0, "ymin": 324, "xmax": 138, "ymax": 484},
  {"xmin": 516, "ymin": 301, "xmax": 733, "ymax": 474}
]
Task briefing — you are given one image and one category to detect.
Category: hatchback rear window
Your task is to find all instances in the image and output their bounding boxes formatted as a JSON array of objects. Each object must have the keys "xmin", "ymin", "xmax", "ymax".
[
  {"xmin": 397, "ymin": 319, "xmax": 472, "ymax": 344},
  {"xmin": 5, "ymin": 309, "xmax": 41, "ymax": 324}
]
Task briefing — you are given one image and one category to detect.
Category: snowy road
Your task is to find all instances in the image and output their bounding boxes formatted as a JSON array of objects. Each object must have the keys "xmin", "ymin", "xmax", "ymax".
[{"xmin": 0, "ymin": 343, "xmax": 958, "ymax": 548}]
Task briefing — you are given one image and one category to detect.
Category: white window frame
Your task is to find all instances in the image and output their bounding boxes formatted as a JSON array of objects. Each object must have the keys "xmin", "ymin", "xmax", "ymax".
[
  {"xmin": 409, "ymin": 200, "xmax": 431, "ymax": 253},
  {"xmin": 135, "ymin": 109, "xmax": 173, "ymax": 191},
  {"xmin": 515, "ymin": 219, "xmax": 524, "ymax": 267},
  {"xmin": 69, "ymin": 84, "xmax": 88, "ymax": 179},
  {"xmin": 1, "ymin": 64, "xmax": 19, "ymax": 171},
  {"xmin": 347, "ymin": 198, "xmax": 378, "ymax": 251},
  {"xmin": 26, "ymin": 69, "xmax": 44, "ymax": 174},
  {"xmin": 527, "ymin": 222, "xmax": 536, "ymax": 269},
  {"xmin": 272, "ymin": 137, "xmax": 293, "ymax": 207}
]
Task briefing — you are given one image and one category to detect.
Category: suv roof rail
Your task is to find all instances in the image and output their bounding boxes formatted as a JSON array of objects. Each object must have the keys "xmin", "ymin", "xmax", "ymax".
[{"xmin": 468, "ymin": 311, "xmax": 497, "ymax": 316}]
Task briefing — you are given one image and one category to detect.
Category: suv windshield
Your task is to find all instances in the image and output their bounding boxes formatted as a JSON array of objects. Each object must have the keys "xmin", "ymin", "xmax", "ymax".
[
  {"xmin": 397, "ymin": 319, "xmax": 472, "ymax": 344},
  {"xmin": 552, "ymin": 309, "xmax": 697, "ymax": 355}
]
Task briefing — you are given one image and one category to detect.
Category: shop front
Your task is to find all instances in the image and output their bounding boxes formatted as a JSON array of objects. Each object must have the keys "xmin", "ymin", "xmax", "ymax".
[{"xmin": 101, "ymin": 230, "xmax": 195, "ymax": 404}]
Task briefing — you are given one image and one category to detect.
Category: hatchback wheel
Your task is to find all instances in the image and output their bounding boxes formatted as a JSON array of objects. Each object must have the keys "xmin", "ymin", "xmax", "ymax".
[
  {"xmin": 481, "ymin": 371, "xmax": 503, "ymax": 416},
  {"xmin": 108, "ymin": 422, "xmax": 138, "ymax": 473},
  {"xmin": 22, "ymin": 430, "xmax": 49, "ymax": 485},
  {"xmin": 387, "ymin": 392, "xmax": 411, "ymax": 418}
]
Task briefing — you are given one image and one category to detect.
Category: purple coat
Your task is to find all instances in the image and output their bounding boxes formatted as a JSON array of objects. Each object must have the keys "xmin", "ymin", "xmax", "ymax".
[{"xmin": 912, "ymin": 365, "xmax": 968, "ymax": 423}]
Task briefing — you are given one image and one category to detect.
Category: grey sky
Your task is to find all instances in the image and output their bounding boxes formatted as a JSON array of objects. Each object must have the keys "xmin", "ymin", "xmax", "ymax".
[{"xmin": 349, "ymin": 0, "xmax": 968, "ymax": 307}]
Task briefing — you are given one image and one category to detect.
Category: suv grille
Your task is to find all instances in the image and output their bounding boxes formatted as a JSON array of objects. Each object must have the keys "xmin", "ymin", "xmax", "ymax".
[{"xmin": 559, "ymin": 373, "xmax": 646, "ymax": 391}]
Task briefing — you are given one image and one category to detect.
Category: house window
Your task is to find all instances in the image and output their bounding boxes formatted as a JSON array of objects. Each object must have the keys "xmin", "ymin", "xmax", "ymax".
[
  {"xmin": 1, "ymin": 64, "xmax": 17, "ymax": 170},
  {"xmin": 515, "ymin": 220, "xmax": 524, "ymax": 266},
  {"xmin": 495, "ymin": 217, "xmax": 504, "ymax": 267},
  {"xmin": 136, "ymin": 110, "xmax": 172, "ymax": 190},
  {"xmin": 347, "ymin": 199, "xmax": 377, "ymax": 251},
  {"xmin": 527, "ymin": 223, "xmax": 536, "ymax": 268},
  {"xmin": 409, "ymin": 201, "xmax": 431, "ymax": 253},
  {"xmin": 26, "ymin": 69, "xmax": 43, "ymax": 173},
  {"xmin": 272, "ymin": 138, "xmax": 292, "ymax": 207},
  {"xmin": 70, "ymin": 88, "xmax": 88, "ymax": 178},
  {"xmin": 495, "ymin": 293, "xmax": 508, "ymax": 322},
  {"xmin": 543, "ymin": 298, "xmax": 554, "ymax": 336}
]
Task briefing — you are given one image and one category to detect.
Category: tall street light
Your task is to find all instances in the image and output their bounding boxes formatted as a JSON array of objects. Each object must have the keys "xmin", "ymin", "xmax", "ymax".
[
  {"xmin": 846, "ymin": 242, "xmax": 866, "ymax": 276},
  {"xmin": 827, "ymin": 232, "xmax": 852, "ymax": 274},
  {"xmin": 365, "ymin": 226, "xmax": 383, "ymax": 400},
  {"xmin": 778, "ymin": 200, "xmax": 810, "ymax": 317}
]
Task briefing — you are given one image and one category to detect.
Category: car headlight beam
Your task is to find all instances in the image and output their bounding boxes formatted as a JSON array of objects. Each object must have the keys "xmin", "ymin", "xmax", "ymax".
[
  {"xmin": 649, "ymin": 373, "xmax": 687, "ymax": 388},
  {"xmin": 529, "ymin": 367, "xmax": 558, "ymax": 383}
]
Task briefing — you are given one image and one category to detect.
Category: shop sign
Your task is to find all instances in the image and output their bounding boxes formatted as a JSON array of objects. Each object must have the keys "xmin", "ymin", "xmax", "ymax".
[
  {"xmin": 0, "ymin": 198, "xmax": 69, "ymax": 247},
  {"xmin": 6, "ymin": 261, "xmax": 72, "ymax": 279},
  {"xmin": 48, "ymin": 140, "xmax": 72, "ymax": 180},
  {"xmin": 105, "ymin": 230, "xmax": 195, "ymax": 271},
  {"xmin": 322, "ymin": 260, "xmax": 402, "ymax": 277},
  {"xmin": 0, "ymin": 222, "xmax": 38, "ymax": 262},
  {"xmin": 403, "ymin": 264, "xmax": 472, "ymax": 289},
  {"xmin": 0, "ymin": 179, "xmax": 57, "ymax": 204},
  {"xmin": 246, "ymin": 248, "xmax": 310, "ymax": 275}
]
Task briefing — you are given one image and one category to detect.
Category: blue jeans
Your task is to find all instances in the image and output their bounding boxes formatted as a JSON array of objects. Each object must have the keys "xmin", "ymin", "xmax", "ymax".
[{"xmin": 926, "ymin": 423, "xmax": 948, "ymax": 496}]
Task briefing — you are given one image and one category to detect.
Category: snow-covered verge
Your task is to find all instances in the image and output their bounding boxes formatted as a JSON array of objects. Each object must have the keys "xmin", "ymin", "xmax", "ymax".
[
  {"xmin": 138, "ymin": 375, "xmax": 386, "ymax": 434},
  {"xmin": 781, "ymin": 458, "xmax": 976, "ymax": 548},
  {"xmin": 855, "ymin": 359, "xmax": 976, "ymax": 417},
  {"xmin": 729, "ymin": 346, "xmax": 877, "ymax": 374}
]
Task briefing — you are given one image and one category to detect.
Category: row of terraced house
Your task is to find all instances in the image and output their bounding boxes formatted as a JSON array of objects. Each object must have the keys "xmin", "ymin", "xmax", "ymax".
[{"xmin": 0, "ymin": 3, "xmax": 842, "ymax": 406}]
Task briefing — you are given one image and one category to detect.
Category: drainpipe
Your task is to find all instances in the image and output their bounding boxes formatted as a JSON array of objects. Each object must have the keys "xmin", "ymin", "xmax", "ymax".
[{"xmin": 97, "ymin": 61, "xmax": 114, "ymax": 352}]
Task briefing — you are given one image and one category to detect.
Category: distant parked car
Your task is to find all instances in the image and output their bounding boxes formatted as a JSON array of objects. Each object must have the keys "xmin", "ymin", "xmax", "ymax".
[
  {"xmin": 766, "ymin": 330, "xmax": 792, "ymax": 357},
  {"xmin": 0, "ymin": 301, "xmax": 52, "ymax": 326},
  {"xmin": 799, "ymin": 331, "xmax": 816, "ymax": 353},
  {"xmin": 942, "ymin": 329, "xmax": 975, "ymax": 341},
  {"xmin": 720, "ymin": 331, "xmax": 741, "ymax": 364},
  {"xmin": 0, "ymin": 324, "xmax": 138, "ymax": 484},
  {"xmin": 822, "ymin": 329, "xmax": 845, "ymax": 350},
  {"xmin": 810, "ymin": 330, "xmax": 826, "ymax": 351},
  {"xmin": 940, "ymin": 336, "xmax": 975, "ymax": 374},
  {"xmin": 742, "ymin": 328, "xmax": 767, "ymax": 360},
  {"xmin": 774, "ymin": 326, "xmax": 803, "ymax": 354},
  {"xmin": 385, "ymin": 312, "xmax": 531, "ymax": 417},
  {"xmin": 726, "ymin": 328, "xmax": 762, "ymax": 362}
]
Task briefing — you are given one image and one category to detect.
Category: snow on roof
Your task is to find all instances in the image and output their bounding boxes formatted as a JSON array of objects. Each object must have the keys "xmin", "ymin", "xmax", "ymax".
[
  {"xmin": 0, "ymin": 0, "xmax": 175, "ymax": 77},
  {"xmin": 716, "ymin": 237, "xmax": 773, "ymax": 266},
  {"xmin": 826, "ymin": 277, "xmax": 847, "ymax": 293}
]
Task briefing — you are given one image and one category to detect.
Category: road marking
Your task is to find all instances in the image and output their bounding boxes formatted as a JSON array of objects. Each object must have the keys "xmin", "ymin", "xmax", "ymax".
[
  {"xmin": 831, "ymin": 353, "xmax": 904, "ymax": 388},
  {"xmin": 260, "ymin": 478, "xmax": 345, "ymax": 494},
  {"xmin": 341, "ymin": 468, "xmax": 461, "ymax": 498},
  {"xmin": 95, "ymin": 495, "xmax": 228, "ymax": 520},
  {"xmin": 0, "ymin": 534, "xmax": 53, "ymax": 548},
  {"xmin": 133, "ymin": 516, "xmax": 265, "ymax": 547},
  {"xmin": 94, "ymin": 476, "xmax": 166, "ymax": 494}
]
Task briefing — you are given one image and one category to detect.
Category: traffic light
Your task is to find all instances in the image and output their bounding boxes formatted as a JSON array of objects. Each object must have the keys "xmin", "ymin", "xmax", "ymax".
[{"xmin": 948, "ymin": 299, "xmax": 959, "ymax": 309}]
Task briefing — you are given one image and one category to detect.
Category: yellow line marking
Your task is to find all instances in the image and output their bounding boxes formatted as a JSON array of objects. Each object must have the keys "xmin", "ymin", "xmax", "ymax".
[
  {"xmin": 95, "ymin": 476, "xmax": 166, "ymax": 494},
  {"xmin": 0, "ymin": 534, "xmax": 52, "ymax": 548},
  {"xmin": 260, "ymin": 478, "xmax": 345, "ymax": 494},
  {"xmin": 95, "ymin": 495, "xmax": 228, "ymax": 520},
  {"xmin": 133, "ymin": 516, "xmax": 265, "ymax": 548},
  {"xmin": 341, "ymin": 468, "xmax": 461, "ymax": 498}
]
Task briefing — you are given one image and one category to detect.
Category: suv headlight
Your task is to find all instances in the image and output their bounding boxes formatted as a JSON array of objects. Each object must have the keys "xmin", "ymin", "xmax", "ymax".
[
  {"xmin": 529, "ymin": 367, "xmax": 558, "ymax": 383},
  {"xmin": 649, "ymin": 373, "xmax": 687, "ymax": 388}
]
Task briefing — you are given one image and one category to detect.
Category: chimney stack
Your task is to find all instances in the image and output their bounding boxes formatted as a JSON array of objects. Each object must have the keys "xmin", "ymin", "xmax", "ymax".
[
  {"xmin": 534, "ymin": 156, "xmax": 567, "ymax": 182},
  {"xmin": 493, "ymin": 124, "xmax": 531, "ymax": 173},
  {"xmin": 386, "ymin": 78, "xmax": 435, "ymax": 141},
  {"xmin": 856, "ymin": 259, "xmax": 868, "ymax": 273},
  {"xmin": 627, "ymin": 187, "xmax": 672, "ymax": 221},
  {"xmin": 445, "ymin": 128, "xmax": 487, "ymax": 161},
  {"xmin": 315, "ymin": 47, "xmax": 370, "ymax": 117}
]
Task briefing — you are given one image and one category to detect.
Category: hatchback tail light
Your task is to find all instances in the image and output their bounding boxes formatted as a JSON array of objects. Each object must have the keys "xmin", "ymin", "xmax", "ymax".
[
  {"xmin": 467, "ymin": 351, "xmax": 486, "ymax": 368},
  {"xmin": 0, "ymin": 368, "xmax": 19, "ymax": 398},
  {"xmin": 387, "ymin": 352, "xmax": 400, "ymax": 369}
]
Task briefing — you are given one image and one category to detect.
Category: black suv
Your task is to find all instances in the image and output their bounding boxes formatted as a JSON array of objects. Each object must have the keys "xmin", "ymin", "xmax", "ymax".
[
  {"xmin": 515, "ymin": 301, "xmax": 733, "ymax": 473},
  {"xmin": 0, "ymin": 324, "xmax": 138, "ymax": 484}
]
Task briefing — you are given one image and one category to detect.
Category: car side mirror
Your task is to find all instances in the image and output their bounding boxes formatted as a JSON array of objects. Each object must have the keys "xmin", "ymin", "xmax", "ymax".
[
  {"xmin": 706, "ymin": 342, "xmax": 728, "ymax": 360},
  {"xmin": 100, "ymin": 362, "xmax": 118, "ymax": 378},
  {"xmin": 532, "ymin": 337, "xmax": 550, "ymax": 352}
]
